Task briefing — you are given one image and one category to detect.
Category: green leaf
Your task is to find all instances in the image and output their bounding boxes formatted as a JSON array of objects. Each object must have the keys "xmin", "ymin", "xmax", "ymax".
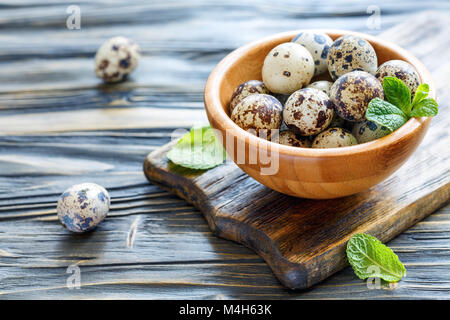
[
  {"xmin": 346, "ymin": 233, "xmax": 407, "ymax": 282},
  {"xmin": 410, "ymin": 98, "xmax": 439, "ymax": 117},
  {"xmin": 167, "ymin": 125, "xmax": 227, "ymax": 170},
  {"xmin": 382, "ymin": 76, "xmax": 411, "ymax": 114},
  {"xmin": 411, "ymin": 83, "xmax": 429, "ymax": 111},
  {"xmin": 366, "ymin": 98, "xmax": 408, "ymax": 132}
]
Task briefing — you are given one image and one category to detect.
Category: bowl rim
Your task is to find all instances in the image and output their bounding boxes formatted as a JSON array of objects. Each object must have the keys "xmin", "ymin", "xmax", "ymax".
[{"xmin": 204, "ymin": 29, "xmax": 435, "ymax": 158}]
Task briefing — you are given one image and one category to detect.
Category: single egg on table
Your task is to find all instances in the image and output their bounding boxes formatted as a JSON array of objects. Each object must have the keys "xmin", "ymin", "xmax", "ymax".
[
  {"xmin": 306, "ymin": 80, "xmax": 333, "ymax": 96},
  {"xmin": 291, "ymin": 31, "xmax": 333, "ymax": 76},
  {"xmin": 231, "ymin": 94, "xmax": 282, "ymax": 139},
  {"xmin": 57, "ymin": 183, "xmax": 111, "ymax": 233},
  {"xmin": 352, "ymin": 120, "xmax": 391, "ymax": 143},
  {"xmin": 262, "ymin": 42, "xmax": 315, "ymax": 94},
  {"xmin": 375, "ymin": 60, "xmax": 421, "ymax": 98},
  {"xmin": 283, "ymin": 88, "xmax": 334, "ymax": 136},
  {"xmin": 312, "ymin": 127, "xmax": 358, "ymax": 148},
  {"xmin": 330, "ymin": 70, "xmax": 384, "ymax": 122},
  {"xmin": 327, "ymin": 35, "xmax": 378, "ymax": 81},
  {"xmin": 276, "ymin": 130, "xmax": 311, "ymax": 148},
  {"xmin": 95, "ymin": 36, "xmax": 141, "ymax": 83},
  {"xmin": 229, "ymin": 80, "xmax": 271, "ymax": 113}
]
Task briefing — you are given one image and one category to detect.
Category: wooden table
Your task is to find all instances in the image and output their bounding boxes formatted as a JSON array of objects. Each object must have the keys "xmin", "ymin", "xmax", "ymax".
[{"xmin": 0, "ymin": 1, "xmax": 449, "ymax": 299}]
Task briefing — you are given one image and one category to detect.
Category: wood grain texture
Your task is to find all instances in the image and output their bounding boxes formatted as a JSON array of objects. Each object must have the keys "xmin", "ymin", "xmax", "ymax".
[{"xmin": 0, "ymin": 1, "xmax": 449, "ymax": 299}]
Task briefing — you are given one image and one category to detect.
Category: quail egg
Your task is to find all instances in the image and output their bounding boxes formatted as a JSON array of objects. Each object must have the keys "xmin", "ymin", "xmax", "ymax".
[
  {"xmin": 262, "ymin": 42, "xmax": 314, "ymax": 94},
  {"xmin": 57, "ymin": 183, "xmax": 111, "ymax": 233},
  {"xmin": 327, "ymin": 35, "xmax": 378, "ymax": 81},
  {"xmin": 95, "ymin": 36, "xmax": 141, "ymax": 83},
  {"xmin": 229, "ymin": 80, "xmax": 271, "ymax": 113},
  {"xmin": 306, "ymin": 80, "xmax": 333, "ymax": 96},
  {"xmin": 276, "ymin": 130, "xmax": 311, "ymax": 148},
  {"xmin": 375, "ymin": 60, "xmax": 421, "ymax": 98},
  {"xmin": 292, "ymin": 31, "xmax": 333, "ymax": 76},
  {"xmin": 330, "ymin": 70, "xmax": 384, "ymax": 122},
  {"xmin": 283, "ymin": 88, "xmax": 334, "ymax": 136},
  {"xmin": 312, "ymin": 127, "xmax": 358, "ymax": 148},
  {"xmin": 231, "ymin": 94, "xmax": 282, "ymax": 138},
  {"xmin": 352, "ymin": 120, "xmax": 391, "ymax": 143}
]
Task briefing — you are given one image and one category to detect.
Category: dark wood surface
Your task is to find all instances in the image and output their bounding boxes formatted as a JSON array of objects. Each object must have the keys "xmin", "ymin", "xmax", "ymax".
[{"xmin": 0, "ymin": 1, "xmax": 449, "ymax": 299}]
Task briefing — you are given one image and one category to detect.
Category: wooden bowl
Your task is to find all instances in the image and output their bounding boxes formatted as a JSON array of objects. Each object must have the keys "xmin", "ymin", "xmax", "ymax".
[{"xmin": 204, "ymin": 30, "xmax": 435, "ymax": 199}]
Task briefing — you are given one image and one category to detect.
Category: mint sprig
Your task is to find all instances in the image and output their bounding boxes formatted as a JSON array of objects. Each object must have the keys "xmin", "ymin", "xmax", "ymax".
[
  {"xmin": 410, "ymin": 83, "xmax": 429, "ymax": 112},
  {"xmin": 346, "ymin": 233, "xmax": 407, "ymax": 283},
  {"xmin": 410, "ymin": 98, "xmax": 438, "ymax": 117},
  {"xmin": 366, "ymin": 77, "xmax": 438, "ymax": 132},
  {"xmin": 382, "ymin": 76, "xmax": 411, "ymax": 114},
  {"xmin": 167, "ymin": 125, "xmax": 227, "ymax": 170}
]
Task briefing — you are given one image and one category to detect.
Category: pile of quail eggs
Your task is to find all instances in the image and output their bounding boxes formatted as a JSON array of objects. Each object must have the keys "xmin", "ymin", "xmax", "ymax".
[{"xmin": 229, "ymin": 32, "xmax": 421, "ymax": 148}]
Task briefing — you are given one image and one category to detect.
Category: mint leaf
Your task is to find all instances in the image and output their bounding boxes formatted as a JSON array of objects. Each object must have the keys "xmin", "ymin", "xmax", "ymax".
[
  {"xmin": 382, "ymin": 76, "xmax": 411, "ymax": 114},
  {"xmin": 167, "ymin": 126, "xmax": 227, "ymax": 170},
  {"xmin": 366, "ymin": 98, "xmax": 408, "ymax": 132},
  {"xmin": 411, "ymin": 83, "xmax": 429, "ymax": 111},
  {"xmin": 410, "ymin": 98, "xmax": 438, "ymax": 117},
  {"xmin": 346, "ymin": 233, "xmax": 407, "ymax": 282},
  {"xmin": 366, "ymin": 81, "xmax": 437, "ymax": 136}
]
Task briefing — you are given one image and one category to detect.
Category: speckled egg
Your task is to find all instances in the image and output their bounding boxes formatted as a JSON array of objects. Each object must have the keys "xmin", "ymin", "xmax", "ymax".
[
  {"xmin": 292, "ymin": 32, "xmax": 333, "ymax": 76},
  {"xmin": 352, "ymin": 120, "xmax": 391, "ymax": 143},
  {"xmin": 327, "ymin": 35, "xmax": 378, "ymax": 81},
  {"xmin": 262, "ymin": 42, "xmax": 314, "ymax": 94},
  {"xmin": 312, "ymin": 127, "xmax": 358, "ymax": 148},
  {"xmin": 57, "ymin": 183, "xmax": 110, "ymax": 233},
  {"xmin": 306, "ymin": 80, "xmax": 333, "ymax": 96},
  {"xmin": 330, "ymin": 71, "xmax": 384, "ymax": 122},
  {"xmin": 229, "ymin": 80, "xmax": 271, "ymax": 113},
  {"xmin": 277, "ymin": 130, "xmax": 311, "ymax": 148},
  {"xmin": 95, "ymin": 36, "xmax": 141, "ymax": 83},
  {"xmin": 375, "ymin": 60, "xmax": 421, "ymax": 98},
  {"xmin": 283, "ymin": 88, "xmax": 334, "ymax": 136},
  {"xmin": 231, "ymin": 94, "xmax": 282, "ymax": 138}
]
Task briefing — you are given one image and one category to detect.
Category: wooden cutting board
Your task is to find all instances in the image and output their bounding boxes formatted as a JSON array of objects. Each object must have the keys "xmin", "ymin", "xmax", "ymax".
[
  {"xmin": 144, "ymin": 141, "xmax": 449, "ymax": 290},
  {"xmin": 144, "ymin": 13, "xmax": 450, "ymax": 290}
]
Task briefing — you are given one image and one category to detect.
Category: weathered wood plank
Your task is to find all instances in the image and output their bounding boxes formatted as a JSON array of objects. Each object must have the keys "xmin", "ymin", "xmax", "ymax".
[
  {"xmin": 0, "ymin": 107, "xmax": 206, "ymax": 134},
  {"xmin": 0, "ymin": 1, "xmax": 446, "ymax": 92},
  {"xmin": 0, "ymin": 88, "xmax": 204, "ymax": 115},
  {"xmin": 0, "ymin": 0, "xmax": 444, "ymax": 30},
  {"xmin": 2, "ymin": 205, "xmax": 450, "ymax": 299}
]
